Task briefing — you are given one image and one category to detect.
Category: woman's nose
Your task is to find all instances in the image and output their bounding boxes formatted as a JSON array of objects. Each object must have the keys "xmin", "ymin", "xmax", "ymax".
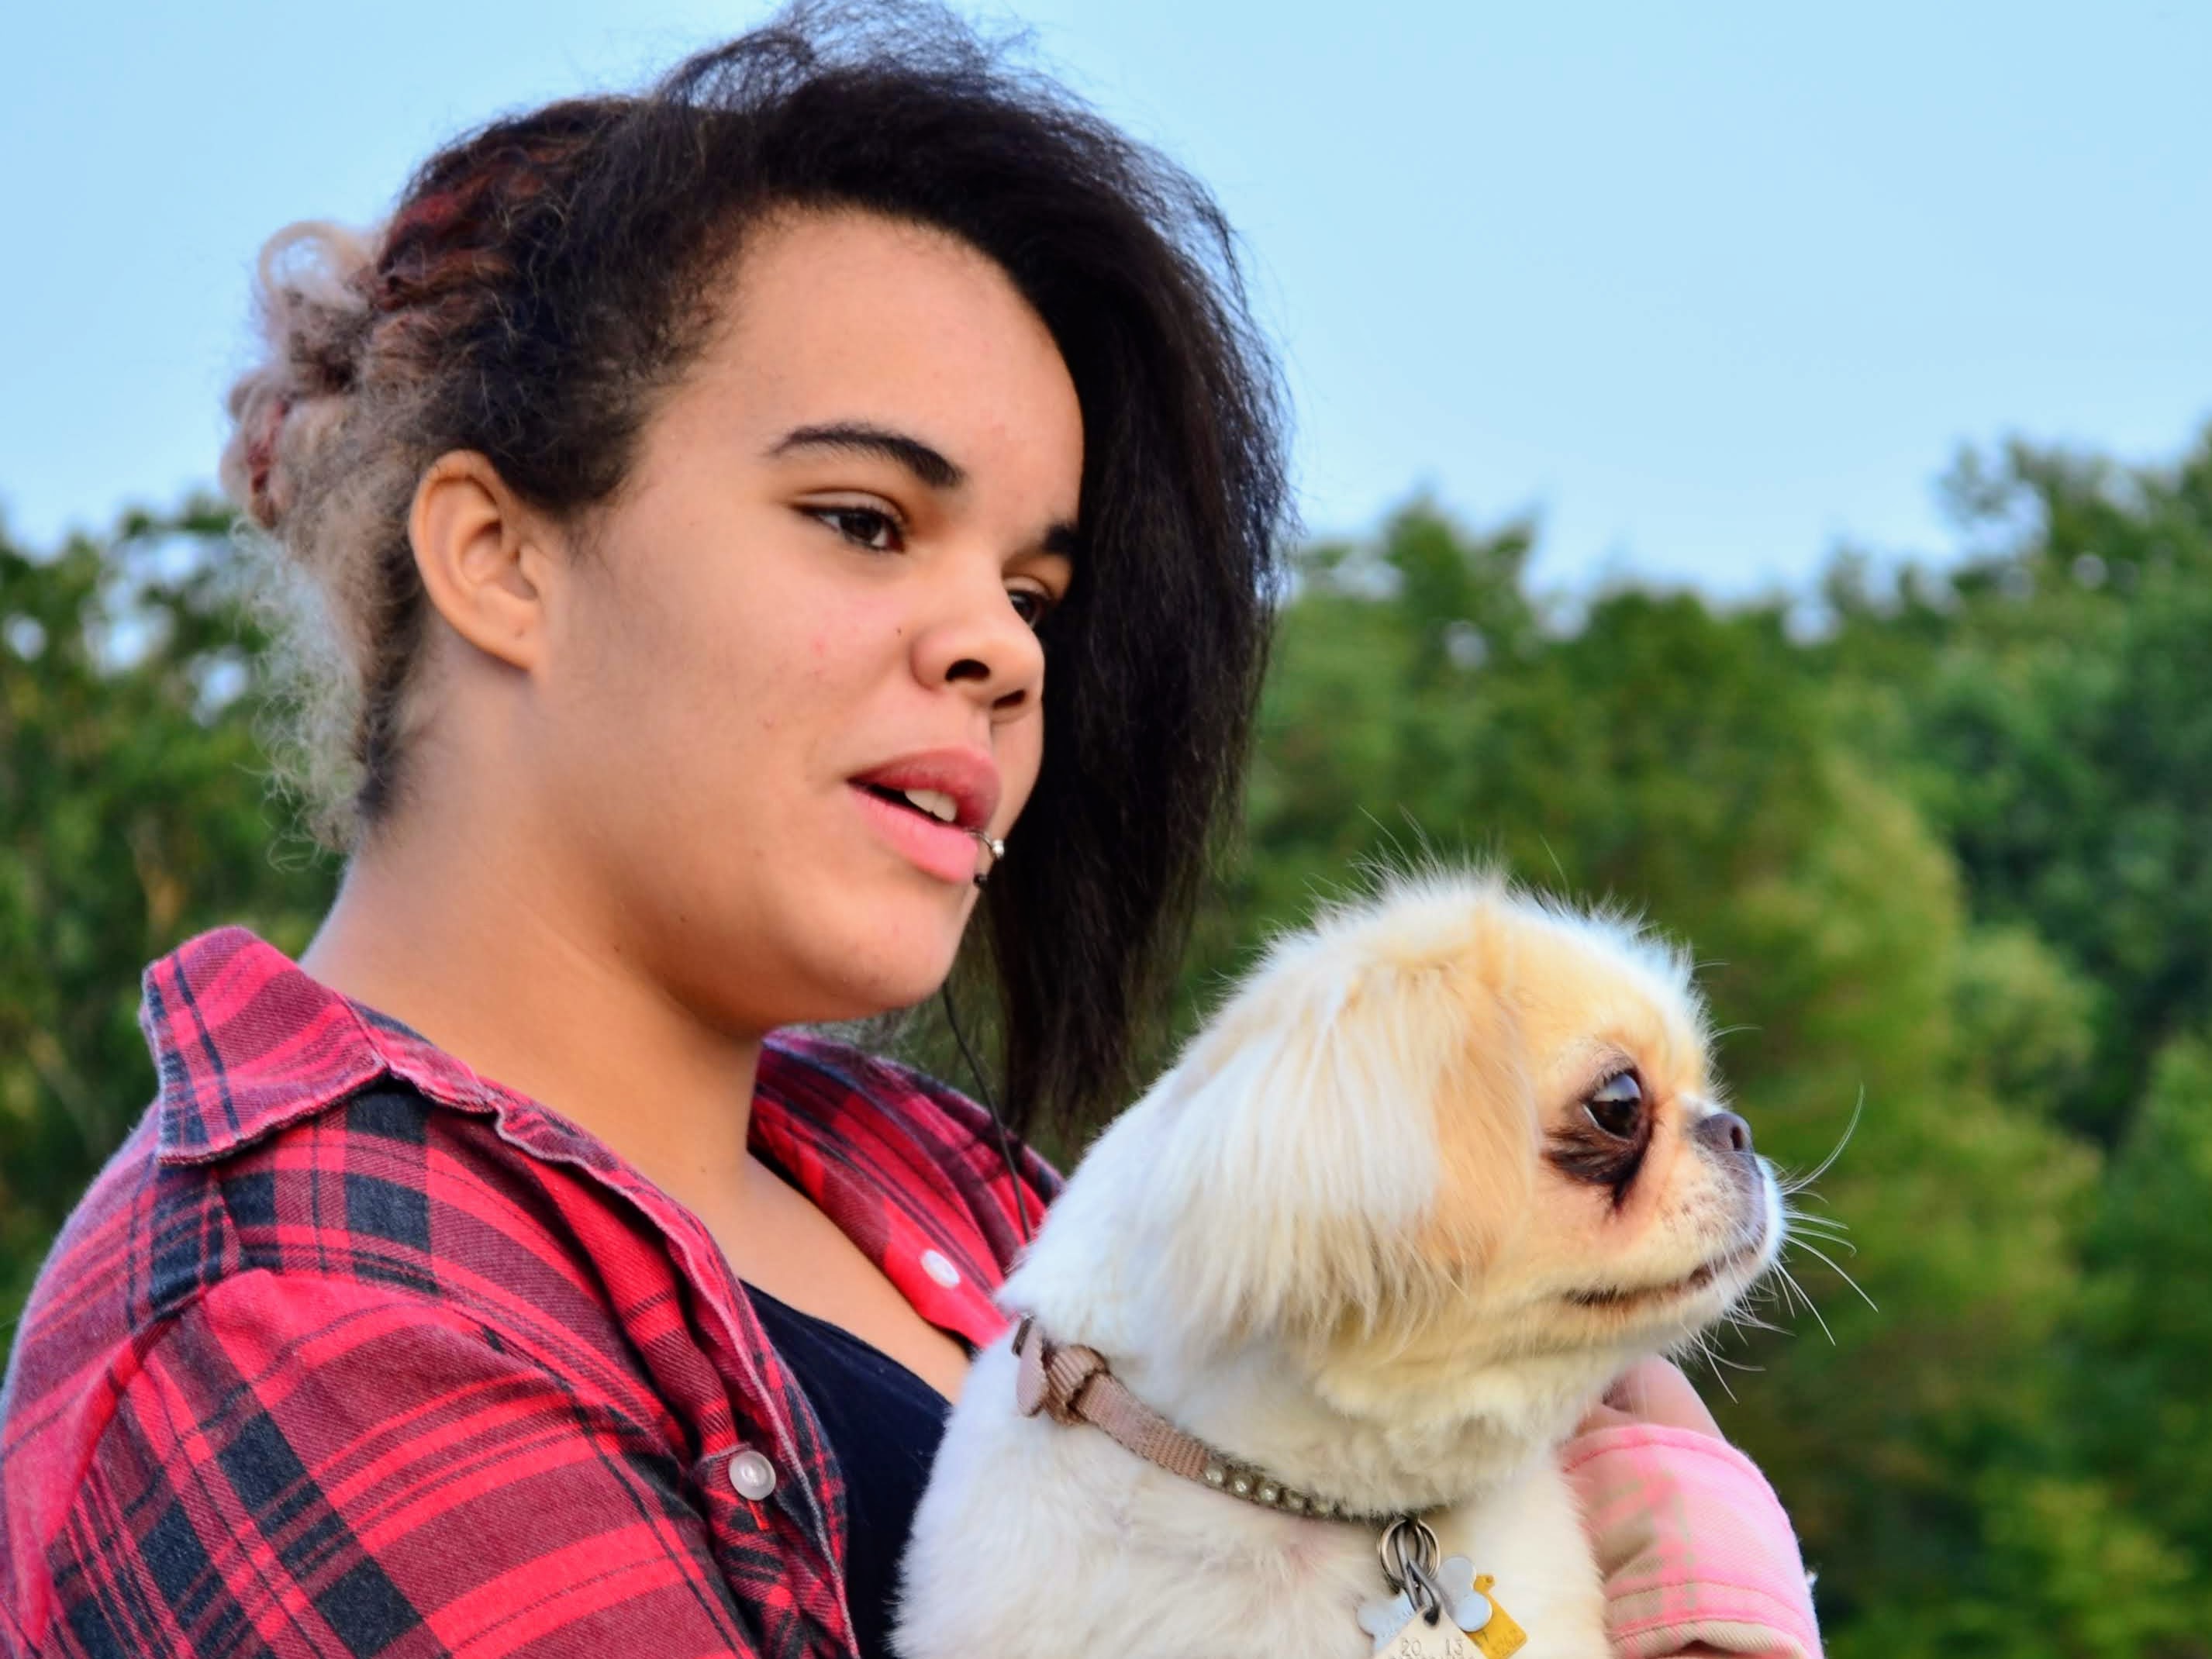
[{"xmin": 913, "ymin": 565, "xmax": 1047, "ymax": 714}]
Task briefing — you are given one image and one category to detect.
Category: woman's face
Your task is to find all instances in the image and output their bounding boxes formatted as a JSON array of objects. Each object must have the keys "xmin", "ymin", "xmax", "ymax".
[{"xmin": 525, "ymin": 209, "xmax": 1081, "ymax": 1030}]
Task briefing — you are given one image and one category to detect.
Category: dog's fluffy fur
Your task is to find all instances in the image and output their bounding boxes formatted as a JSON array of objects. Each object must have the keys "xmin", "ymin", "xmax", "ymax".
[{"xmin": 894, "ymin": 872, "xmax": 1782, "ymax": 1659}]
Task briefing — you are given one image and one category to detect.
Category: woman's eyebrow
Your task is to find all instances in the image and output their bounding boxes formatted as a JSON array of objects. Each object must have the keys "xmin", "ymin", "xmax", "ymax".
[{"xmin": 766, "ymin": 421, "xmax": 965, "ymax": 491}]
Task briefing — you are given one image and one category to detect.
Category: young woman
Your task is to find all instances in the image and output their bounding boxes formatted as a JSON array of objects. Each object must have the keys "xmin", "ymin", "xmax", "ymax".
[{"xmin": 0, "ymin": 10, "xmax": 1822, "ymax": 1657}]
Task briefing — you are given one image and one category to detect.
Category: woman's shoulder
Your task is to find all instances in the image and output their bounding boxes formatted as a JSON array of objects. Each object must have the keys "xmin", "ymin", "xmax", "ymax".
[{"xmin": 5, "ymin": 1073, "xmax": 647, "ymax": 1378}]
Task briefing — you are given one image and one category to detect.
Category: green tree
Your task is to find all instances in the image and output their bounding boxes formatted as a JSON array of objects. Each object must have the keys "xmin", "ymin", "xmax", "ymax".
[
  {"xmin": 1823, "ymin": 429, "xmax": 2212, "ymax": 1143},
  {"xmin": 2077, "ymin": 1033, "xmax": 2212, "ymax": 1568},
  {"xmin": 0, "ymin": 506, "xmax": 335, "ymax": 1350}
]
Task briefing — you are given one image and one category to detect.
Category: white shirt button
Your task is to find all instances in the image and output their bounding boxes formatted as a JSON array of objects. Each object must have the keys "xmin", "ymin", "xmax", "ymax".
[
  {"xmin": 727, "ymin": 1447, "xmax": 777, "ymax": 1502},
  {"xmin": 920, "ymin": 1250, "xmax": 961, "ymax": 1288}
]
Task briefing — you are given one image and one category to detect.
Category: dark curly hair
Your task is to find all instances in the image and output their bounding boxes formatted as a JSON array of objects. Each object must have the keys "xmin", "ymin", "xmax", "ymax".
[{"xmin": 219, "ymin": 1, "xmax": 1290, "ymax": 1134}]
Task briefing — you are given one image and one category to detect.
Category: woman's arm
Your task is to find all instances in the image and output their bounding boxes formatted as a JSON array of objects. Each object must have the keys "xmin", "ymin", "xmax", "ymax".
[
  {"xmin": 1564, "ymin": 1359, "xmax": 1824, "ymax": 1659},
  {"xmin": 38, "ymin": 1271, "xmax": 784, "ymax": 1658}
]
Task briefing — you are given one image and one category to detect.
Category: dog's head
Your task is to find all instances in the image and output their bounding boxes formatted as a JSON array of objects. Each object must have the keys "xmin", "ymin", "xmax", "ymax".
[{"xmin": 1119, "ymin": 871, "xmax": 1779, "ymax": 1430}]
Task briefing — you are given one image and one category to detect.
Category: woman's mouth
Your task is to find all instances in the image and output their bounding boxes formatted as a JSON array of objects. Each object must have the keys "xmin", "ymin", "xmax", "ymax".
[{"xmin": 847, "ymin": 748, "xmax": 1002, "ymax": 886}]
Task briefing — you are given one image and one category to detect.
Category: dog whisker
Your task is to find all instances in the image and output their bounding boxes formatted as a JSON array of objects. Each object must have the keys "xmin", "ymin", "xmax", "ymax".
[
  {"xmin": 1779, "ymin": 1216, "xmax": 1855, "ymax": 1251},
  {"xmin": 1722, "ymin": 1307, "xmax": 1788, "ymax": 1338},
  {"xmin": 1779, "ymin": 1195, "xmax": 1848, "ymax": 1220},
  {"xmin": 1773, "ymin": 1262, "xmax": 1837, "ymax": 1345},
  {"xmin": 1786, "ymin": 1240, "xmax": 1878, "ymax": 1312},
  {"xmin": 1688, "ymin": 1329, "xmax": 1766, "ymax": 1397},
  {"xmin": 1779, "ymin": 1215, "xmax": 1851, "ymax": 1238},
  {"xmin": 1778, "ymin": 1092, "xmax": 1864, "ymax": 1195},
  {"xmin": 1672, "ymin": 1331, "xmax": 1742, "ymax": 1402},
  {"xmin": 1778, "ymin": 1212, "xmax": 1849, "ymax": 1238},
  {"xmin": 1779, "ymin": 1205, "xmax": 1849, "ymax": 1228}
]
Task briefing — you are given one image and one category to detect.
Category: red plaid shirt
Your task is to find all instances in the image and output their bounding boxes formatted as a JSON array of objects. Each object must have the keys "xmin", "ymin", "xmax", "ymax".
[{"xmin": 0, "ymin": 926, "xmax": 1057, "ymax": 1658}]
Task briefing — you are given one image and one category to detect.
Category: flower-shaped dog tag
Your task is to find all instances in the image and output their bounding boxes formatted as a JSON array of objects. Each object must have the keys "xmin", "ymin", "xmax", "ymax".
[{"xmin": 1462, "ymin": 1572, "xmax": 1527, "ymax": 1659}]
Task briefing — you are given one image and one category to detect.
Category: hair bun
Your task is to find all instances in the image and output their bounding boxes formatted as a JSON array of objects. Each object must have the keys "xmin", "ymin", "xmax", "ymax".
[{"xmin": 220, "ymin": 221, "xmax": 381, "ymax": 534}]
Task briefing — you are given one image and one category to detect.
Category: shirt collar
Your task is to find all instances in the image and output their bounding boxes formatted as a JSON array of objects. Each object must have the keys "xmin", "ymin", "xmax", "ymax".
[
  {"xmin": 146, "ymin": 926, "xmax": 516, "ymax": 1164},
  {"xmin": 144, "ymin": 926, "xmax": 1019, "ymax": 1348}
]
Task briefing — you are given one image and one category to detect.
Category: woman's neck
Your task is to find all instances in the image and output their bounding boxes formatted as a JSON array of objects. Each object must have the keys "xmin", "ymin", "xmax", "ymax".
[{"xmin": 299, "ymin": 824, "xmax": 764, "ymax": 1217}]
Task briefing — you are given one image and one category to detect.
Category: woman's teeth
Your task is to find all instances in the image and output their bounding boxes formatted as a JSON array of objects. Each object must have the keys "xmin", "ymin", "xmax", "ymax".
[{"xmin": 901, "ymin": 788, "xmax": 960, "ymax": 824}]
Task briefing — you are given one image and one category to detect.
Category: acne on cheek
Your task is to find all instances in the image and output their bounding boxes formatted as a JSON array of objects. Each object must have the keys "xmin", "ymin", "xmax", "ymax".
[{"xmin": 802, "ymin": 626, "xmax": 845, "ymax": 684}]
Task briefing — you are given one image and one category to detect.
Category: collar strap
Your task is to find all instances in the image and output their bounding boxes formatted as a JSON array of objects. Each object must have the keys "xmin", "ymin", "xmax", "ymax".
[{"xmin": 1011, "ymin": 1316, "xmax": 1403, "ymax": 1527}]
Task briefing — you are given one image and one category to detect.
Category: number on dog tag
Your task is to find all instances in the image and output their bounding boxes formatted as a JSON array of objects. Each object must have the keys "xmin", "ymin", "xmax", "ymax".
[
  {"xmin": 1375, "ymin": 1615, "xmax": 1480, "ymax": 1659},
  {"xmin": 1375, "ymin": 1616, "xmax": 1479, "ymax": 1659}
]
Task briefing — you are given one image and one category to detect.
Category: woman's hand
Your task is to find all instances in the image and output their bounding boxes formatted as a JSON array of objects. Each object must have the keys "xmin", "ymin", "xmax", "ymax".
[
  {"xmin": 1565, "ymin": 1357, "xmax": 1825, "ymax": 1657},
  {"xmin": 1575, "ymin": 1356, "xmax": 1726, "ymax": 1438}
]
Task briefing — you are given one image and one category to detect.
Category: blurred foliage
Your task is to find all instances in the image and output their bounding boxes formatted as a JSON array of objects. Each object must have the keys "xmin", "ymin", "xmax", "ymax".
[
  {"xmin": 5, "ymin": 426, "xmax": 2212, "ymax": 1654},
  {"xmin": 0, "ymin": 504, "xmax": 335, "ymax": 1334}
]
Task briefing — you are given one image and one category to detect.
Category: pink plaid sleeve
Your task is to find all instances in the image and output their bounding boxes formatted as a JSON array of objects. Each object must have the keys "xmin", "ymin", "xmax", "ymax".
[{"xmin": 1563, "ymin": 1425, "xmax": 1823, "ymax": 1659}]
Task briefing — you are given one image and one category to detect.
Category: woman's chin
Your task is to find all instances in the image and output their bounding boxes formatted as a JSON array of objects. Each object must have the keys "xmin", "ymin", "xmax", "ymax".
[
  {"xmin": 650, "ymin": 854, "xmax": 977, "ymax": 1033},
  {"xmin": 776, "ymin": 891, "xmax": 971, "ymax": 1023}
]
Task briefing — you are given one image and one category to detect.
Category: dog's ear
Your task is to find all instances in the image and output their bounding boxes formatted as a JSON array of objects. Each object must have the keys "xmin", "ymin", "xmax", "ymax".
[{"xmin": 1128, "ymin": 944, "xmax": 1536, "ymax": 1347}]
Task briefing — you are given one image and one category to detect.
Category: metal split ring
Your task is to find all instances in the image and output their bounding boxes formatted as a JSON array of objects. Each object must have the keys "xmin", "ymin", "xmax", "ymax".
[{"xmin": 1379, "ymin": 1516, "xmax": 1448, "ymax": 1622}]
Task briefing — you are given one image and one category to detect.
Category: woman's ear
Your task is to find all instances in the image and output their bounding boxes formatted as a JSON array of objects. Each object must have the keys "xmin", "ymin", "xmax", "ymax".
[
  {"xmin": 1132, "ymin": 951, "xmax": 1532, "ymax": 1348},
  {"xmin": 409, "ymin": 450, "xmax": 557, "ymax": 673}
]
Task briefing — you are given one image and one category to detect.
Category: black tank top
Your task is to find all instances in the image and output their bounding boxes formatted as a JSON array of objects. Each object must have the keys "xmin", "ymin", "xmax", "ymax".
[{"xmin": 743, "ymin": 1283, "xmax": 953, "ymax": 1658}]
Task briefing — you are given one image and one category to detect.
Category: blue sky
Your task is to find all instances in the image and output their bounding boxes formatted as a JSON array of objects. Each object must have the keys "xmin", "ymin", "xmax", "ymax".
[{"xmin": 4, "ymin": 1, "xmax": 2207, "ymax": 595}]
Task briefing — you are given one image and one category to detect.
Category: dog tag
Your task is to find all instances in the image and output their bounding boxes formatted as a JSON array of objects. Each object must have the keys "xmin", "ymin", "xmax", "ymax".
[
  {"xmin": 1359, "ymin": 1559, "xmax": 1526, "ymax": 1659},
  {"xmin": 1463, "ymin": 1574, "xmax": 1527, "ymax": 1659}
]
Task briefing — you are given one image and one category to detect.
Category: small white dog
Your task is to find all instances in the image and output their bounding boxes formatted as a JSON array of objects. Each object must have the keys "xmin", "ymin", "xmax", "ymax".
[{"xmin": 895, "ymin": 872, "xmax": 1783, "ymax": 1659}]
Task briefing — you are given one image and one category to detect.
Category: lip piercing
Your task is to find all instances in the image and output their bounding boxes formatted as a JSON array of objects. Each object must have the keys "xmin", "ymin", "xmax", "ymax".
[{"xmin": 971, "ymin": 830, "xmax": 1006, "ymax": 888}]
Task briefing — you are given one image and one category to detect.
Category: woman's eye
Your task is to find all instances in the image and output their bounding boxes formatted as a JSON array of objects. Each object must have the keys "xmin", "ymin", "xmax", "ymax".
[
  {"xmin": 1583, "ymin": 1071, "xmax": 1644, "ymax": 1140},
  {"xmin": 1007, "ymin": 588, "xmax": 1053, "ymax": 629},
  {"xmin": 813, "ymin": 506, "xmax": 902, "ymax": 552}
]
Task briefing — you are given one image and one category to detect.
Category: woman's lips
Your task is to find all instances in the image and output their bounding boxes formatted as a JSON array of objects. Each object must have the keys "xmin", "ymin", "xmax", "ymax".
[
  {"xmin": 849, "ymin": 749, "xmax": 1000, "ymax": 832},
  {"xmin": 850, "ymin": 783, "xmax": 983, "ymax": 885}
]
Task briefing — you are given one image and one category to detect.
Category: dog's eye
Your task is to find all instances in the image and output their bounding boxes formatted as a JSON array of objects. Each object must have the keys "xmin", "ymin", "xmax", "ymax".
[{"xmin": 1584, "ymin": 1071, "xmax": 1644, "ymax": 1139}]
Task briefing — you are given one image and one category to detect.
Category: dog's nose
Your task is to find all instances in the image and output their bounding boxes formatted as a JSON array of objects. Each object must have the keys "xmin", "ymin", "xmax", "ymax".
[{"xmin": 1694, "ymin": 1111, "xmax": 1755, "ymax": 1157}]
